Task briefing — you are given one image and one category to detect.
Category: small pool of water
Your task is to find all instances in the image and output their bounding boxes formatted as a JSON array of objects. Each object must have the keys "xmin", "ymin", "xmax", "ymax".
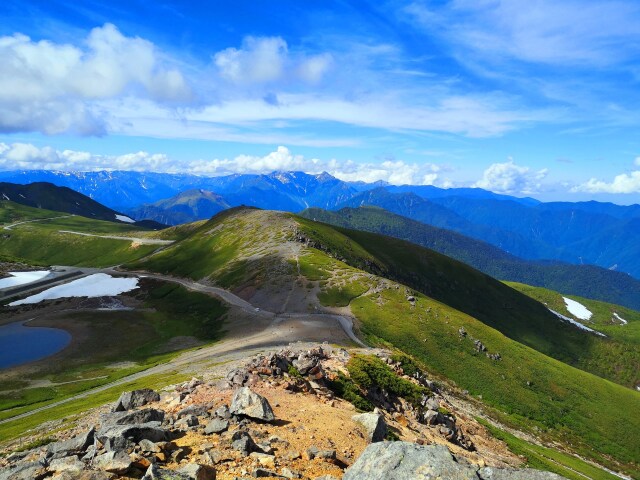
[{"xmin": 0, "ymin": 321, "xmax": 71, "ymax": 369}]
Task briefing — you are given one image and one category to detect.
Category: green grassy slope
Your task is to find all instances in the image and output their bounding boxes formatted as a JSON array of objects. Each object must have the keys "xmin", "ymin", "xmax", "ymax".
[
  {"xmin": 300, "ymin": 206, "xmax": 640, "ymax": 310},
  {"xmin": 296, "ymin": 216, "xmax": 639, "ymax": 389},
  {"xmin": 0, "ymin": 202, "xmax": 160, "ymax": 267}
]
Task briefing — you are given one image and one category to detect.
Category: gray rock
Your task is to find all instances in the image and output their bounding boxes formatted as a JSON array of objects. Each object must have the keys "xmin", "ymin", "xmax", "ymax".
[
  {"xmin": 51, "ymin": 472, "xmax": 116, "ymax": 480},
  {"xmin": 214, "ymin": 405, "xmax": 231, "ymax": 419},
  {"xmin": 177, "ymin": 463, "xmax": 217, "ymax": 480},
  {"xmin": 252, "ymin": 468, "xmax": 286, "ymax": 478},
  {"xmin": 230, "ymin": 430, "xmax": 258, "ymax": 456},
  {"xmin": 230, "ymin": 387, "xmax": 275, "ymax": 422},
  {"xmin": 96, "ymin": 422, "xmax": 167, "ymax": 447},
  {"xmin": 281, "ymin": 467, "xmax": 302, "ymax": 479},
  {"xmin": 176, "ymin": 404, "xmax": 211, "ymax": 419},
  {"xmin": 139, "ymin": 439, "xmax": 163, "ymax": 453},
  {"xmin": 92, "ymin": 450, "xmax": 132, "ymax": 475},
  {"xmin": 49, "ymin": 456, "xmax": 85, "ymax": 473},
  {"xmin": 0, "ymin": 461, "xmax": 48, "ymax": 480},
  {"xmin": 113, "ymin": 389, "xmax": 160, "ymax": 412},
  {"xmin": 306, "ymin": 445, "xmax": 336, "ymax": 461},
  {"xmin": 292, "ymin": 354, "xmax": 316, "ymax": 375},
  {"xmin": 100, "ymin": 408, "xmax": 165, "ymax": 427},
  {"xmin": 142, "ymin": 464, "xmax": 191, "ymax": 479},
  {"xmin": 352, "ymin": 412, "xmax": 387, "ymax": 443},
  {"xmin": 175, "ymin": 414, "xmax": 199, "ymax": 429},
  {"xmin": 204, "ymin": 418, "xmax": 229, "ymax": 435},
  {"xmin": 47, "ymin": 427, "xmax": 95, "ymax": 459},
  {"xmin": 343, "ymin": 442, "xmax": 478, "ymax": 480},
  {"xmin": 478, "ymin": 467, "xmax": 566, "ymax": 480}
]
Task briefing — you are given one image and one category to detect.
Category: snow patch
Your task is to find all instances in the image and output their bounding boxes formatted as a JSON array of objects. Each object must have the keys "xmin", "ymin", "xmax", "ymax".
[
  {"xmin": 8, "ymin": 274, "xmax": 139, "ymax": 306},
  {"xmin": 613, "ymin": 312, "xmax": 628, "ymax": 325},
  {"xmin": 0, "ymin": 271, "xmax": 50, "ymax": 289},
  {"xmin": 549, "ymin": 309, "xmax": 606, "ymax": 337},
  {"xmin": 2, "ymin": 194, "xmax": 9, "ymax": 201},
  {"xmin": 115, "ymin": 214, "xmax": 135, "ymax": 223},
  {"xmin": 562, "ymin": 297, "xmax": 592, "ymax": 321}
]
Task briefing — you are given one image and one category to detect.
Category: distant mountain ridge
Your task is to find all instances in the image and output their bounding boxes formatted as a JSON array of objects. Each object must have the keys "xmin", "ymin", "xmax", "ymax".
[
  {"xmin": 1, "ymin": 169, "xmax": 638, "ymax": 277},
  {"xmin": 0, "ymin": 182, "xmax": 165, "ymax": 229}
]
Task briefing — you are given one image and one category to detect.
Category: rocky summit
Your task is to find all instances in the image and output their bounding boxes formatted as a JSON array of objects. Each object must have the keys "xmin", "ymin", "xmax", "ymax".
[{"xmin": 0, "ymin": 344, "xmax": 567, "ymax": 480}]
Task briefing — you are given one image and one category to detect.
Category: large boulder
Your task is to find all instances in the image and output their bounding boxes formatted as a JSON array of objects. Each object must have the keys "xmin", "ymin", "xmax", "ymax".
[
  {"xmin": 96, "ymin": 422, "xmax": 168, "ymax": 447},
  {"xmin": 343, "ymin": 442, "xmax": 479, "ymax": 480},
  {"xmin": 0, "ymin": 461, "xmax": 48, "ymax": 480},
  {"xmin": 229, "ymin": 387, "xmax": 275, "ymax": 422},
  {"xmin": 46, "ymin": 427, "xmax": 95, "ymax": 459},
  {"xmin": 352, "ymin": 412, "xmax": 388, "ymax": 443},
  {"xmin": 92, "ymin": 450, "xmax": 132, "ymax": 475},
  {"xmin": 100, "ymin": 408, "xmax": 165, "ymax": 427},
  {"xmin": 112, "ymin": 389, "xmax": 160, "ymax": 412}
]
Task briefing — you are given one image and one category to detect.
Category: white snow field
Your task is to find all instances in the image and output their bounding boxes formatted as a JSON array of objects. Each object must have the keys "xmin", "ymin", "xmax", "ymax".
[
  {"xmin": 115, "ymin": 214, "xmax": 135, "ymax": 223},
  {"xmin": 613, "ymin": 312, "xmax": 628, "ymax": 325},
  {"xmin": 8, "ymin": 274, "xmax": 139, "ymax": 306},
  {"xmin": 0, "ymin": 271, "xmax": 50, "ymax": 289},
  {"xmin": 549, "ymin": 309, "xmax": 605, "ymax": 337},
  {"xmin": 562, "ymin": 297, "xmax": 592, "ymax": 321}
]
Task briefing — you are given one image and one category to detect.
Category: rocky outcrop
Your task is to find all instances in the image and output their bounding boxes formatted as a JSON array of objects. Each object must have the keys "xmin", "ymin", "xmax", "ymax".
[
  {"xmin": 113, "ymin": 389, "xmax": 160, "ymax": 412},
  {"xmin": 230, "ymin": 387, "xmax": 275, "ymax": 422},
  {"xmin": 352, "ymin": 412, "xmax": 388, "ymax": 442},
  {"xmin": 344, "ymin": 442, "xmax": 567, "ymax": 480}
]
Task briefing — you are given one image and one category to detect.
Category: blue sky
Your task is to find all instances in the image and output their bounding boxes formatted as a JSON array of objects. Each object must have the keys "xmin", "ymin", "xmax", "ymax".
[{"xmin": 1, "ymin": 0, "xmax": 640, "ymax": 203}]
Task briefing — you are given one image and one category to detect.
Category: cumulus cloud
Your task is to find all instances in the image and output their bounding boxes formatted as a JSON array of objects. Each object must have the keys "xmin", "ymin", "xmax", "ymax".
[
  {"xmin": 0, "ymin": 24, "xmax": 190, "ymax": 135},
  {"xmin": 572, "ymin": 161, "xmax": 640, "ymax": 194},
  {"xmin": 213, "ymin": 36, "xmax": 333, "ymax": 85},
  {"xmin": 0, "ymin": 143, "xmax": 443, "ymax": 185},
  {"xmin": 475, "ymin": 160, "xmax": 548, "ymax": 194}
]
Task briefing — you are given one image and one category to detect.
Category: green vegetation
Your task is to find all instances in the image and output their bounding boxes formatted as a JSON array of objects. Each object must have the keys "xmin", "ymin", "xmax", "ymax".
[
  {"xmin": 347, "ymin": 354, "xmax": 429, "ymax": 407},
  {"xmin": 0, "ymin": 203, "xmax": 160, "ymax": 267},
  {"xmin": 350, "ymin": 288, "xmax": 639, "ymax": 476},
  {"xmin": 300, "ymin": 206, "xmax": 640, "ymax": 310},
  {"xmin": 327, "ymin": 371, "xmax": 374, "ymax": 411},
  {"xmin": 317, "ymin": 279, "xmax": 369, "ymax": 307},
  {"xmin": 478, "ymin": 419, "xmax": 621, "ymax": 480}
]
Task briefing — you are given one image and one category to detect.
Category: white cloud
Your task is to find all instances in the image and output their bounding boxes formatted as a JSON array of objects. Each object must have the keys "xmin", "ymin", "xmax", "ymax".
[
  {"xmin": 635, "ymin": 156, "xmax": 640, "ymax": 166},
  {"xmin": 475, "ymin": 160, "xmax": 548, "ymax": 194},
  {"xmin": 0, "ymin": 143, "xmax": 444, "ymax": 185},
  {"xmin": 0, "ymin": 24, "xmax": 190, "ymax": 135},
  {"xmin": 405, "ymin": 0, "xmax": 640, "ymax": 67},
  {"xmin": 213, "ymin": 36, "xmax": 333, "ymax": 85},
  {"xmin": 572, "ymin": 172, "xmax": 640, "ymax": 194}
]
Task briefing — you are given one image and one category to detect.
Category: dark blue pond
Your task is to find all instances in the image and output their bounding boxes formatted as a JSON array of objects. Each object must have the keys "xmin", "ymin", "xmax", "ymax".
[{"xmin": 0, "ymin": 321, "xmax": 71, "ymax": 369}]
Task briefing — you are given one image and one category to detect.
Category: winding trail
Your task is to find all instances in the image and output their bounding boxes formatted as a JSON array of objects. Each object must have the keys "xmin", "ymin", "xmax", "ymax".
[
  {"xmin": 58, "ymin": 231, "xmax": 174, "ymax": 245},
  {"xmin": 2, "ymin": 215, "xmax": 75, "ymax": 230},
  {"xmin": 0, "ymin": 267, "xmax": 367, "ymax": 425}
]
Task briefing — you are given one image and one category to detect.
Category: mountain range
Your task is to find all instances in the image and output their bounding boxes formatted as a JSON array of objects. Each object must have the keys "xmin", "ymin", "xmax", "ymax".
[{"xmin": 1, "ymin": 169, "xmax": 639, "ymax": 279}]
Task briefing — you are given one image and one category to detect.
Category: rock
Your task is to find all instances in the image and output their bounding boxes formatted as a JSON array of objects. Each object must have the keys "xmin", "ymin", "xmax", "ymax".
[
  {"xmin": 305, "ymin": 446, "xmax": 337, "ymax": 461},
  {"xmin": 344, "ymin": 442, "xmax": 478, "ymax": 480},
  {"xmin": 292, "ymin": 354, "xmax": 316, "ymax": 375},
  {"xmin": 252, "ymin": 468, "xmax": 286, "ymax": 478},
  {"xmin": 92, "ymin": 450, "xmax": 132, "ymax": 475},
  {"xmin": 177, "ymin": 463, "xmax": 217, "ymax": 480},
  {"xmin": 0, "ymin": 461, "xmax": 48, "ymax": 480},
  {"xmin": 352, "ymin": 412, "xmax": 388, "ymax": 443},
  {"xmin": 139, "ymin": 439, "xmax": 163, "ymax": 453},
  {"xmin": 113, "ymin": 389, "xmax": 160, "ymax": 412},
  {"xmin": 214, "ymin": 405, "xmax": 231, "ymax": 419},
  {"xmin": 142, "ymin": 464, "xmax": 192, "ymax": 479},
  {"xmin": 51, "ymin": 471, "xmax": 116, "ymax": 480},
  {"xmin": 47, "ymin": 428, "xmax": 95, "ymax": 459},
  {"xmin": 49, "ymin": 456, "xmax": 85, "ymax": 473},
  {"xmin": 100, "ymin": 408, "xmax": 165, "ymax": 427},
  {"xmin": 280, "ymin": 450, "xmax": 301, "ymax": 461},
  {"xmin": 249, "ymin": 452, "xmax": 275, "ymax": 468},
  {"xmin": 175, "ymin": 414, "xmax": 199, "ymax": 429},
  {"xmin": 478, "ymin": 467, "xmax": 567, "ymax": 480},
  {"xmin": 230, "ymin": 387, "xmax": 275, "ymax": 422},
  {"xmin": 96, "ymin": 422, "xmax": 168, "ymax": 447},
  {"xmin": 204, "ymin": 418, "xmax": 229, "ymax": 435},
  {"xmin": 177, "ymin": 404, "xmax": 211, "ymax": 419},
  {"xmin": 281, "ymin": 467, "xmax": 302, "ymax": 479},
  {"xmin": 230, "ymin": 430, "xmax": 258, "ymax": 456}
]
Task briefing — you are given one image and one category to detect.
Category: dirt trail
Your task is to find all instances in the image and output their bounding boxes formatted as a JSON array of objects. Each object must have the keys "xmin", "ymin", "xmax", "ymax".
[
  {"xmin": 58, "ymin": 230, "xmax": 174, "ymax": 245},
  {"xmin": 2, "ymin": 215, "xmax": 75, "ymax": 230}
]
